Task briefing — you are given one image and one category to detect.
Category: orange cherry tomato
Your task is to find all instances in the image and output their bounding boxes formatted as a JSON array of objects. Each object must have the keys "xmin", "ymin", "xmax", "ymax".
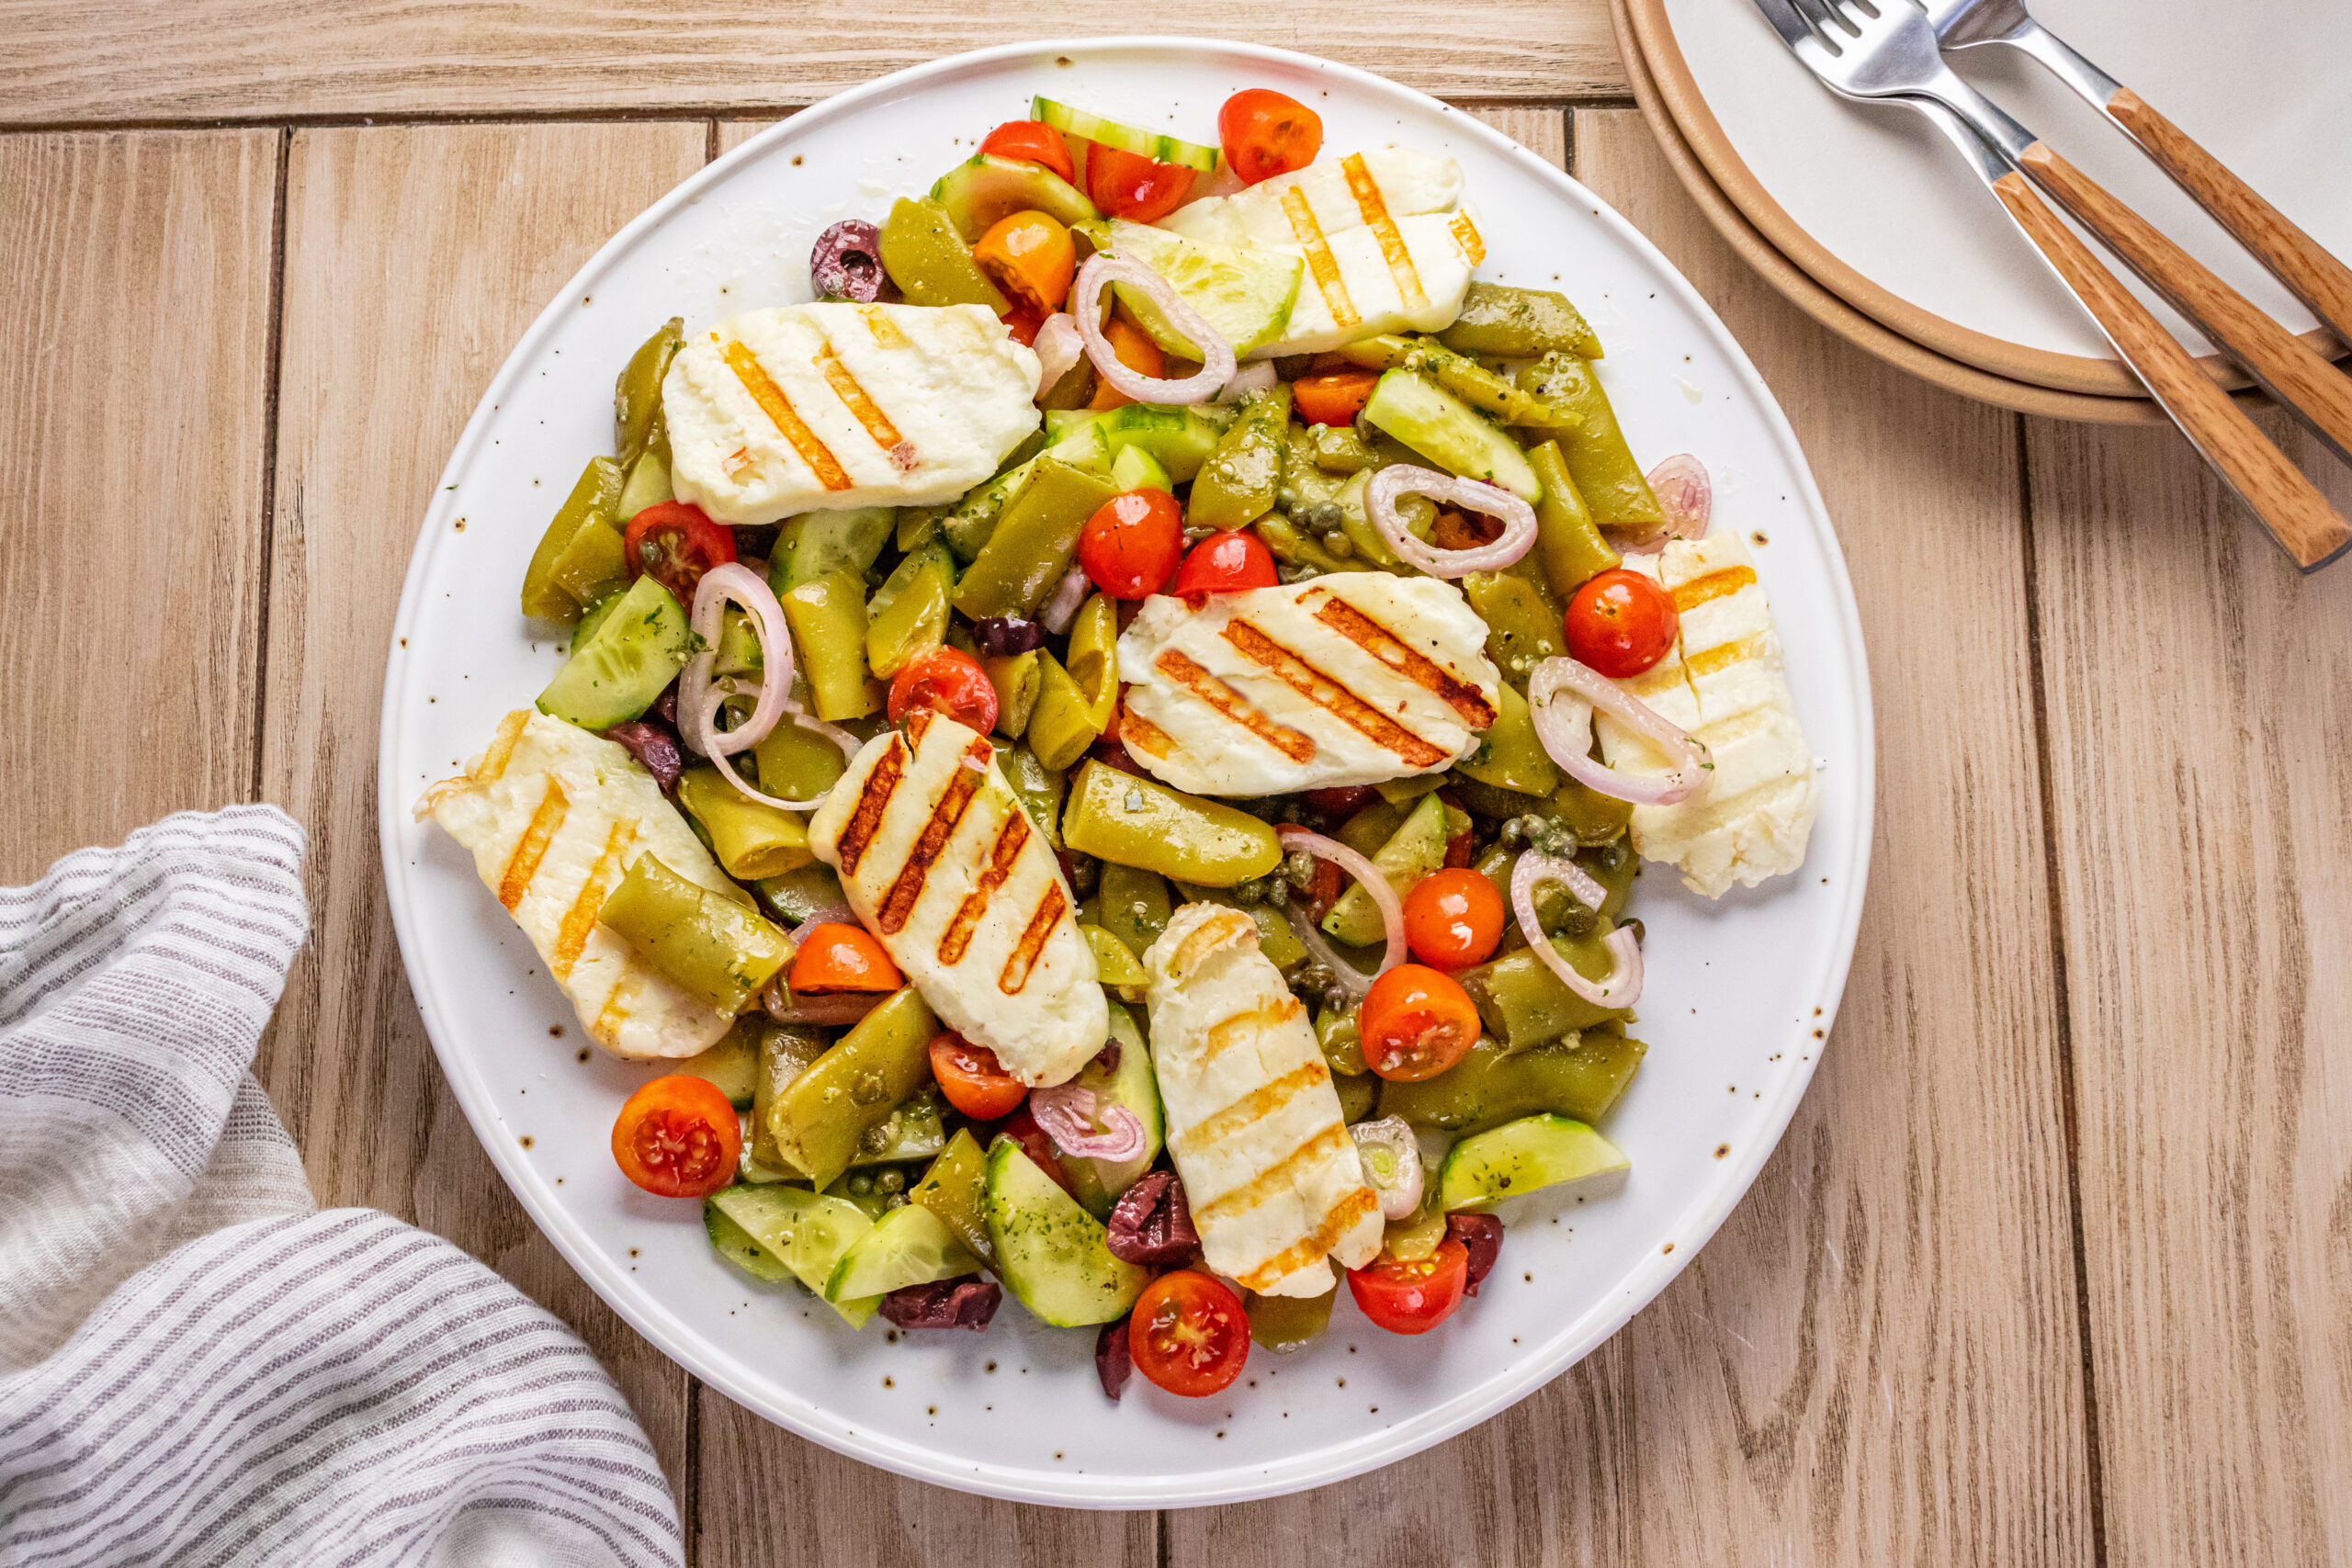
[
  {"xmin": 1347, "ymin": 1239, "xmax": 1470, "ymax": 1334},
  {"xmin": 928, "ymin": 1032, "xmax": 1028, "ymax": 1121},
  {"xmin": 979, "ymin": 118, "xmax": 1075, "ymax": 183},
  {"xmin": 1566, "ymin": 568, "xmax": 1679, "ymax": 678},
  {"xmin": 623, "ymin": 502, "xmax": 737, "ymax": 603},
  {"xmin": 1402, "ymin": 868, "xmax": 1506, "ymax": 971},
  {"xmin": 1086, "ymin": 143, "xmax": 1197, "ymax": 222},
  {"xmin": 1218, "ymin": 89, "xmax": 1324, "ymax": 185},
  {"xmin": 787, "ymin": 921, "xmax": 902, "ymax": 995},
  {"xmin": 887, "ymin": 646, "xmax": 1000, "ymax": 735},
  {"xmin": 1086, "ymin": 314, "xmax": 1166, "ymax": 411},
  {"xmin": 1079, "ymin": 489, "xmax": 1185, "ymax": 599},
  {"xmin": 999, "ymin": 1105, "xmax": 1074, "ymax": 1196},
  {"xmin": 971, "ymin": 209, "xmax": 1076, "ymax": 318},
  {"xmin": 611, "ymin": 1075, "xmax": 741, "ymax": 1198},
  {"xmin": 1129, "ymin": 1270, "xmax": 1250, "ymax": 1396},
  {"xmin": 1358, "ymin": 963, "xmax": 1481, "ymax": 1081},
  {"xmin": 1290, "ymin": 369, "xmax": 1380, "ymax": 427},
  {"xmin": 1169, "ymin": 530, "xmax": 1278, "ymax": 598}
]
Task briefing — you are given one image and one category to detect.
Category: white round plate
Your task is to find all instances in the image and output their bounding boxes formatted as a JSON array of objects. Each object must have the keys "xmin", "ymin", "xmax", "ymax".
[
  {"xmin": 1659, "ymin": 0, "xmax": 2351, "ymax": 382},
  {"xmin": 379, "ymin": 37, "xmax": 1873, "ymax": 1509}
]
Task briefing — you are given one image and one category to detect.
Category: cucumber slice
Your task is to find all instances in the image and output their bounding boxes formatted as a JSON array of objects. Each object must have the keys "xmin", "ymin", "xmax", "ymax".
[
  {"xmin": 536, "ymin": 574, "xmax": 694, "ymax": 729},
  {"xmin": 1080, "ymin": 219, "xmax": 1301, "ymax": 356},
  {"xmin": 706, "ymin": 1185, "xmax": 882, "ymax": 1325},
  {"xmin": 1097, "ymin": 403, "xmax": 1234, "ymax": 483},
  {"xmin": 1323, "ymin": 791, "xmax": 1452, "ymax": 947},
  {"xmin": 706, "ymin": 1201, "xmax": 793, "ymax": 1283},
  {"xmin": 1363, "ymin": 368, "xmax": 1543, "ymax": 501},
  {"xmin": 1059, "ymin": 1002, "xmax": 1165, "ymax": 1220},
  {"xmin": 1437, "ymin": 1113, "xmax": 1629, "ymax": 1213},
  {"xmin": 931, "ymin": 152, "xmax": 1100, "ymax": 243},
  {"xmin": 985, "ymin": 1139, "xmax": 1149, "ymax": 1326},
  {"xmin": 824, "ymin": 1202, "xmax": 983, "ymax": 1303},
  {"xmin": 770, "ymin": 506, "xmax": 895, "ymax": 592},
  {"xmin": 678, "ymin": 1019, "xmax": 760, "ymax": 1109},
  {"xmin": 1032, "ymin": 96, "xmax": 1221, "ymax": 174},
  {"xmin": 1110, "ymin": 443, "xmax": 1172, "ymax": 494}
]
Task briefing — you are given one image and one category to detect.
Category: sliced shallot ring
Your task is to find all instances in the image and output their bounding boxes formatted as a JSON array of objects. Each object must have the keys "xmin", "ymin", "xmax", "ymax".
[
  {"xmin": 1277, "ymin": 826, "xmax": 1405, "ymax": 994},
  {"xmin": 1620, "ymin": 453, "xmax": 1711, "ymax": 553},
  {"xmin": 1039, "ymin": 565, "xmax": 1091, "ymax": 635},
  {"xmin": 760, "ymin": 977, "xmax": 882, "ymax": 1027},
  {"xmin": 1033, "ymin": 311, "xmax": 1084, "ymax": 394},
  {"xmin": 1365, "ymin": 465, "xmax": 1538, "ymax": 577},
  {"xmin": 1510, "ymin": 850, "xmax": 1643, "ymax": 1010},
  {"xmin": 1350, "ymin": 1115, "xmax": 1426, "ymax": 1221},
  {"xmin": 1030, "ymin": 1082, "xmax": 1148, "ymax": 1162},
  {"xmin": 1218, "ymin": 360, "xmax": 1278, "ymax": 401},
  {"xmin": 693, "ymin": 683, "xmax": 837, "ymax": 812},
  {"xmin": 682, "ymin": 562, "xmax": 790, "ymax": 756},
  {"xmin": 1072, "ymin": 253, "xmax": 1237, "ymax": 407},
  {"xmin": 1526, "ymin": 656, "xmax": 1710, "ymax": 807}
]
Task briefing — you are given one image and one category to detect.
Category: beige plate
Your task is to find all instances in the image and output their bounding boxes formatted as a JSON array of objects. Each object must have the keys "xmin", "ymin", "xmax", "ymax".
[
  {"xmin": 1624, "ymin": 0, "xmax": 2345, "ymax": 398},
  {"xmin": 1612, "ymin": 0, "xmax": 2261, "ymax": 425}
]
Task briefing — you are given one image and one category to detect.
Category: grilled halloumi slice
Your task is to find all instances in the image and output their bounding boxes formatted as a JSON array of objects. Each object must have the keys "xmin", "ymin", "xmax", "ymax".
[
  {"xmin": 417, "ymin": 709, "xmax": 736, "ymax": 1059},
  {"xmin": 1142, "ymin": 904, "xmax": 1382, "ymax": 1296},
  {"xmin": 1253, "ymin": 211, "xmax": 1481, "ymax": 358},
  {"xmin": 662, "ymin": 302, "xmax": 1042, "ymax": 525},
  {"xmin": 806, "ymin": 709, "xmax": 1104, "ymax": 1087},
  {"xmin": 1114, "ymin": 575, "xmax": 1503, "ymax": 796},
  {"xmin": 1159, "ymin": 148, "xmax": 1465, "ymax": 250},
  {"xmin": 1596, "ymin": 532, "xmax": 1818, "ymax": 897}
]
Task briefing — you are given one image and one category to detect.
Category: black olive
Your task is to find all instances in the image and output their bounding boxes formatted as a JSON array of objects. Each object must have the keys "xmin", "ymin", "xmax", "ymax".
[
  {"xmin": 972, "ymin": 615, "xmax": 1047, "ymax": 656},
  {"xmin": 811, "ymin": 220, "xmax": 888, "ymax": 304}
]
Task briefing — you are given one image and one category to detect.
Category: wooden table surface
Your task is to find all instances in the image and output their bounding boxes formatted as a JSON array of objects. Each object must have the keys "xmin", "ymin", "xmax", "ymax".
[{"xmin": 6, "ymin": 7, "xmax": 2348, "ymax": 1563}]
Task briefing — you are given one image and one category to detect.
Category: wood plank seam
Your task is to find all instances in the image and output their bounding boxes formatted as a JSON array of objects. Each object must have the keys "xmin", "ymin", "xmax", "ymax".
[
  {"xmin": 2015, "ymin": 412, "xmax": 2111, "ymax": 1568},
  {"xmin": 248, "ymin": 127, "xmax": 292, "ymax": 806}
]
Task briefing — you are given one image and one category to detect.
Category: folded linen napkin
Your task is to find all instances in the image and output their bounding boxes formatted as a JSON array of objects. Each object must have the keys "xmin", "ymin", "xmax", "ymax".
[{"xmin": 0, "ymin": 807, "xmax": 684, "ymax": 1567}]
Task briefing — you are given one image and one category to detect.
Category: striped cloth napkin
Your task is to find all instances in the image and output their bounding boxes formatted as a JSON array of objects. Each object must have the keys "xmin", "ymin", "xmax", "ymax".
[{"xmin": 0, "ymin": 807, "xmax": 684, "ymax": 1567}]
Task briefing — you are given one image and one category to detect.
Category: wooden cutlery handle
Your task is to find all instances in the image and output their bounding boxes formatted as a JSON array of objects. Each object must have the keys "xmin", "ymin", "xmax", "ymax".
[
  {"xmin": 1990, "ymin": 169, "xmax": 2348, "ymax": 570},
  {"xmin": 2104, "ymin": 88, "xmax": 2352, "ymax": 351},
  {"xmin": 2018, "ymin": 141, "xmax": 2352, "ymax": 470}
]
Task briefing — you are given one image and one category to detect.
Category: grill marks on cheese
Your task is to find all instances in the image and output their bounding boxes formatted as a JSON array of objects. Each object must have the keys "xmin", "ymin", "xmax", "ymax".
[
  {"xmin": 719, "ymin": 337, "xmax": 853, "ymax": 491},
  {"xmin": 1143, "ymin": 906, "xmax": 1383, "ymax": 1296},
  {"xmin": 1114, "ymin": 576, "xmax": 1504, "ymax": 795},
  {"xmin": 1283, "ymin": 186, "xmax": 1360, "ymax": 332},
  {"xmin": 807, "ymin": 711, "xmax": 1105, "ymax": 1086},
  {"xmin": 417, "ymin": 710, "xmax": 737, "ymax": 1060},
  {"xmin": 1341, "ymin": 152, "xmax": 1426, "ymax": 313}
]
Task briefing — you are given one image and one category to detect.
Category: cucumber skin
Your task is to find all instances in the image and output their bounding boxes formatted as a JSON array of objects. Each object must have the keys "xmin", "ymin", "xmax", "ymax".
[
  {"xmin": 823, "ymin": 1202, "xmax": 980, "ymax": 1303},
  {"xmin": 930, "ymin": 153, "xmax": 1099, "ymax": 243},
  {"xmin": 1437, "ymin": 1113, "xmax": 1628, "ymax": 1213},
  {"xmin": 1363, "ymin": 369, "xmax": 1543, "ymax": 502},
  {"xmin": 1031, "ymin": 96, "xmax": 1221, "ymax": 173},
  {"xmin": 536, "ymin": 574, "xmax": 693, "ymax": 729},
  {"xmin": 985, "ymin": 1140, "xmax": 1148, "ymax": 1327}
]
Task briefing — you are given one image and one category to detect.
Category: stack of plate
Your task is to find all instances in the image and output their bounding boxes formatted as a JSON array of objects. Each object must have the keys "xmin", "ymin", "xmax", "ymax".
[{"xmin": 1612, "ymin": 0, "xmax": 2351, "ymax": 423}]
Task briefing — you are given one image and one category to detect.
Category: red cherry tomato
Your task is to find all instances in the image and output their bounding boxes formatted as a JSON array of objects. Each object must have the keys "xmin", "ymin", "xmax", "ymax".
[
  {"xmin": 1218, "ymin": 89, "xmax": 1324, "ymax": 186},
  {"xmin": 1347, "ymin": 1239, "xmax": 1470, "ymax": 1334},
  {"xmin": 1402, "ymin": 868, "xmax": 1506, "ymax": 970},
  {"xmin": 1086, "ymin": 144, "xmax": 1197, "ymax": 222},
  {"xmin": 998, "ymin": 1106, "xmax": 1073, "ymax": 1196},
  {"xmin": 1079, "ymin": 490, "xmax": 1185, "ymax": 599},
  {"xmin": 887, "ymin": 646, "xmax": 1000, "ymax": 735},
  {"xmin": 929, "ymin": 1032, "xmax": 1027, "ymax": 1121},
  {"xmin": 1358, "ymin": 963, "xmax": 1482, "ymax": 1082},
  {"xmin": 979, "ymin": 119, "xmax": 1076, "ymax": 182},
  {"xmin": 611, "ymin": 1075, "xmax": 741, "ymax": 1198},
  {"xmin": 623, "ymin": 502, "xmax": 738, "ymax": 603},
  {"xmin": 1128, "ymin": 1270, "xmax": 1250, "ymax": 1396},
  {"xmin": 1566, "ymin": 568, "xmax": 1679, "ymax": 678},
  {"xmin": 1170, "ymin": 530, "xmax": 1278, "ymax": 598},
  {"xmin": 1290, "ymin": 369, "xmax": 1380, "ymax": 427}
]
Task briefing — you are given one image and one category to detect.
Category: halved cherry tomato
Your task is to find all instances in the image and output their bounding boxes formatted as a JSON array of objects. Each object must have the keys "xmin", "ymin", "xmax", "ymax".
[
  {"xmin": 1086, "ymin": 314, "xmax": 1166, "ymax": 411},
  {"xmin": 1290, "ymin": 368, "xmax": 1380, "ymax": 427},
  {"xmin": 787, "ymin": 921, "xmax": 902, "ymax": 994},
  {"xmin": 1218, "ymin": 89, "xmax": 1324, "ymax": 186},
  {"xmin": 979, "ymin": 118, "xmax": 1076, "ymax": 183},
  {"xmin": 611, "ymin": 1075, "xmax": 741, "ymax": 1198},
  {"xmin": 1086, "ymin": 143, "xmax": 1197, "ymax": 222},
  {"xmin": 1403, "ymin": 868, "xmax": 1506, "ymax": 971},
  {"xmin": 1358, "ymin": 963, "xmax": 1481, "ymax": 1081},
  {"xmin": 1002, "ymin": 307, "xmax": 1046, "ymax": 346},
  {"xmin": 1566, "ymin": 567, "xmax": 1679, "ymax": 678},
  {"xmin": 1079, "ymin": 489, "xmax": 1185, "ymax": 599},
  {"xmin": 888, "ymin": 646, "xmax": 1000, "ymax": 735},
  {"xmin": 999, "ymin": 1104, "xmax": 1073, "ymax": 1195},
  {"xmin": 971, "ymin": 209, "xmax": 1076, "ymax": 318},
  {"xmin": 928, "ymin": 1032, "xmax": 1027, "ymax": 1121},
  {"xmin": 1129, "ymin": 1270, "xmax": 1250, "ymax": 1396},
  {"xmin": 1170, "ymin": 530, "xmax": 1277, "ymax": 598},
  {"xmin": 1347, "ymin": 1238, "xmax": 1470, "ymax": 1334},
  {"xmin": 623, "ymin": 502, "xmax": 737, "ymax": 602}
]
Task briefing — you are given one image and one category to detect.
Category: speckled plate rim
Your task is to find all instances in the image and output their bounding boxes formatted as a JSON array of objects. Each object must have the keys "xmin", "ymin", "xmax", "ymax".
[
  {"xmin": 1623, "ymin": 0, "xmax": 2341, "ymax": 399},
  {"xmin": 379, "ymin": 36, "xmax": 1874, "ymax": 1508},
  {"xmin": 1612, "ymin": 0, "xmax": 2221, "ymax": 425}
]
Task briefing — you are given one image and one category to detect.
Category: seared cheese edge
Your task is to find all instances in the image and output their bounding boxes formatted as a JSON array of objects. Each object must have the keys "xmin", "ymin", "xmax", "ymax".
[{"xmin": 418, "ymin": 709, "xmax": 735, "ymax": 1059}]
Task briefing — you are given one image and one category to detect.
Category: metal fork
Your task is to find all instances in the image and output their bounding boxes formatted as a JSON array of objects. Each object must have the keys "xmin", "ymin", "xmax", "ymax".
[
  {"xmin": 1925, "ymin": 0, "xmax": 2352, "ymax": 349},
  {"xmin": 1747, "ymin": 0, "xmax": 2349, "ymax": 570}
]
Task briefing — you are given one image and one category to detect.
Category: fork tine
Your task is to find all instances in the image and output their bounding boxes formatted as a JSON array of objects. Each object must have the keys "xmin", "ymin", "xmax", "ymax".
[
  {"xmin": 1747, "ymin": 0, "xmax": 1824, "ymax": 51},
  {"xmin": 1809, "ymin": 0, "xmax": 1864, "ymax": 36},
  {"xmin": 1783, "ymin": 0, "xmax": 1850, "ymax": 43}
]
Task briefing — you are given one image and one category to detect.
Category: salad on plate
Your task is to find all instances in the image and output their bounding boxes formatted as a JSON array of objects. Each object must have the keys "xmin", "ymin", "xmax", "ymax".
[{"xmin": 416, "ymin": 82, "xmax": 1820, "ymax": 1405}]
